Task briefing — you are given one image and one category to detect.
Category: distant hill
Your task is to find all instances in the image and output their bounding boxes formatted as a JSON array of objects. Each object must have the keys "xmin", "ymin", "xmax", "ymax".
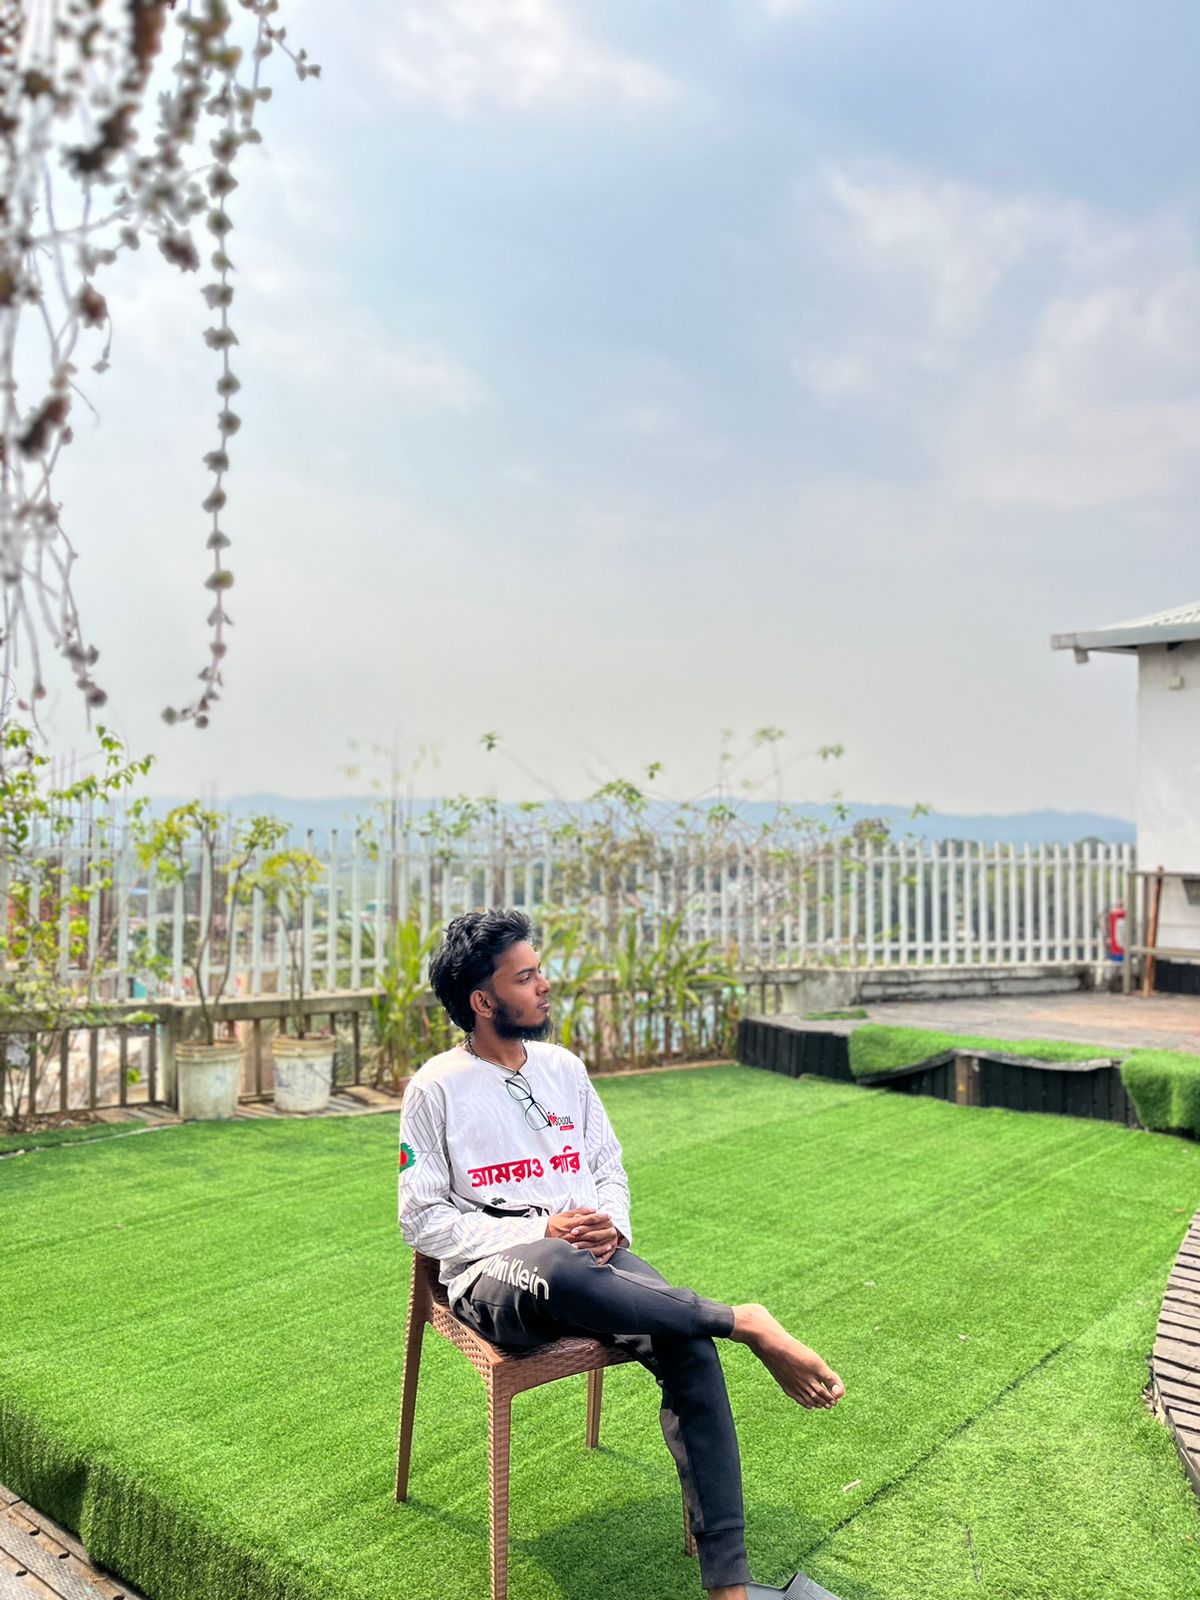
[{"xmin": 144, "ymin": 793, "xmax": 1136, "ymax": 847}]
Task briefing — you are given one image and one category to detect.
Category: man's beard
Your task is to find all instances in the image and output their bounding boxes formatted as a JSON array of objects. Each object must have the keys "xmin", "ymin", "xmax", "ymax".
[{"xmin": 492, "ymin": 997, "xmax": 552, "ymax": 1042}]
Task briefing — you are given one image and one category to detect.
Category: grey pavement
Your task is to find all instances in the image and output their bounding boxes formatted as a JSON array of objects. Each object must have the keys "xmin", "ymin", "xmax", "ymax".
[{"xmin": 801, "ymin": 989, "xmax": 1200, "ymax": 1052}]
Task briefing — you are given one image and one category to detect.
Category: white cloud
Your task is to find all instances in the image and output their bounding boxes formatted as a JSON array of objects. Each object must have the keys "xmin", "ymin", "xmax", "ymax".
[
  {"xmin": 945, "ymin": 274, "xmax": 1200, "ymax": 510},
  {"xmin": 247, "ymin": 314, "xmax": 486, "ymax": 412},
  {"xmin": 610, "ymin": 403, "xmax": 680, "ymax": 438},
  {"xmin": 220, "ymin": 233, "xmax": 488, "ymax": 413},
  {"xmin": 603, "ymin": 399, "xmax": 733, "ymax": 465},
  {"xmin": 820, "ymin": 166, "xmax": 1038, "ymax": 340},
  {"xmin": 1024, "ymin": 274, "xmax": 1200, "ymax": 407},
  {"xmin": 357, "ymin": 0, "xmax": 675, "ymax": 116},
  {"xmin": 380, "ymin": 347, "xmax": 487, "ymax": 411},
  {"xmin": 98, "ymin": 238, "xmax": 486, "ymax": 417},
  {"xmin": 792, "ymin": 349, "xmax": 872, "ymax": 402},
  {"xmin": 793, "ymin": 162, "xmax": 1200, "ymax": 511}
]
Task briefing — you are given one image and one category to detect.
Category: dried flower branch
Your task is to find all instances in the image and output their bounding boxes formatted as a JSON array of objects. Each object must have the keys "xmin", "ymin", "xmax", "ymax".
[{"xmin": 0, "ymin": 0, "xmax": 319, "ymax": 731}]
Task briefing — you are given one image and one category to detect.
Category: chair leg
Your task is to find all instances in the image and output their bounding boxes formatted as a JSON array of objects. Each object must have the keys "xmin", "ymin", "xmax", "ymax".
[
  {"xmin": 585, "ymin": 1367, "xmax": 603, "ymax": 1449},
  {"xmin": 394, "ymin": 1315, "xmax": 426, "ymax": 1502},
  {"xmin": 488, "ymin": 1383, "xmax": 513, "ymax": 1600},
  {"xmin": 683, "ymin": 1492, "xmax": 697, "ymax": 1558}
]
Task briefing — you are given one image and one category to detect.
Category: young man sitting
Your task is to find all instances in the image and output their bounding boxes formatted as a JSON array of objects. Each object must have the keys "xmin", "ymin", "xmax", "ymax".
[{"xmin": 398, "ymin": 909, "xmax": 845, "ymax": 1600}]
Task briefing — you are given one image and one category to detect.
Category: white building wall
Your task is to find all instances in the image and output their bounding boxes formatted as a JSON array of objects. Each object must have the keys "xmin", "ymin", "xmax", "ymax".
[{"xmin": 1137, "ymin": 639, "xmax": 1200, "ymax": 953}]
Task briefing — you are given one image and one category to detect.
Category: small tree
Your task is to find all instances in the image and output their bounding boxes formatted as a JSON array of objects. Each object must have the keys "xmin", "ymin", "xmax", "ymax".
[
  {"xmin": 243, "ymin": 846, "xmax": 325, "ymax": 1038},
  {"xmin": 0, "ymin": 723, "xmax": 155, "ymax": 1130},
  {"xmin": 134, "ymin": 804, "xmax": 287, "ymax": 1045}
]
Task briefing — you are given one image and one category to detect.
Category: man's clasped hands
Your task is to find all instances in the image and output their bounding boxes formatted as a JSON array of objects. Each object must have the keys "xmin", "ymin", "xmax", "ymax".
[{"xmin": 546, "ymin": 1207, "xmax": 622, "ymax": 1266}]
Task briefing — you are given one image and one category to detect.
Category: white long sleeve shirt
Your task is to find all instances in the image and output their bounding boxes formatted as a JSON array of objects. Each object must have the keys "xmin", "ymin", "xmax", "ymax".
[{"xmin": 398, "ymin": 1041, "xmax": 633, "ymax": 1305}]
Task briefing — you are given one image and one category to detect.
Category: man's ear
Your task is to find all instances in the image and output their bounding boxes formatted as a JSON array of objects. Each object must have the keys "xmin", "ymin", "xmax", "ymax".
[{"xmin": 470, "ymin": 986, "xmax": 493, "ymax": 1022}]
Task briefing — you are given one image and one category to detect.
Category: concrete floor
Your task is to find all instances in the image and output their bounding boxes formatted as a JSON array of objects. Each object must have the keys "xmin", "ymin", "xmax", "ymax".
[{"xmin": 804, "ymin": 989, "xmax": 1200, "ymax": 1053}]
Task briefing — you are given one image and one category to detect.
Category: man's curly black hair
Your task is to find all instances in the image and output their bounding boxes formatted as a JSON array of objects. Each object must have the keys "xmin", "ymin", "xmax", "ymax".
[{"xmin": 429, "ymin": 909, "xmax": 533, "ymax": 1034}]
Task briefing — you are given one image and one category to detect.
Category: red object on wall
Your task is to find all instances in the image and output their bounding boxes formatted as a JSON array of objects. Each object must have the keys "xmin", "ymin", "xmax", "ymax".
[{"xmin": 1105, "ymin": 905, "xmax": 1126, "ymax": 960}]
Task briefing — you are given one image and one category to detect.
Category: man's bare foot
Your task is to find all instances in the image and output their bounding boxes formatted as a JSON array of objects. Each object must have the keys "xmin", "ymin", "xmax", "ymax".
[
  {"xmin": 730, "ymin": 1303, "xmax": 845, "ymax": 1409},
  {"xmin": 707, "ymin": 1588, "xmax": 747, "ymax": 1600}
]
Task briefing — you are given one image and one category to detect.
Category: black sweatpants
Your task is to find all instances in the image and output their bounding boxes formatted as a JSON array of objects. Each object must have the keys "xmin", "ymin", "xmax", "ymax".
[{"xmin": 453, "ymin": 1237, "xmax": 751, "ymax": 1592}]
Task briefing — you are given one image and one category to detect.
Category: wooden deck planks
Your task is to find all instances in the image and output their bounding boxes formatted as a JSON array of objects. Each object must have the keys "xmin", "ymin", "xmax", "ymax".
[
  {"xmin": 1160, "ymin": 1302, "xmax": 1200, "ymax": 1329},
  {"xmin": 1154, "ymin": 1334, "xmax": 1200, "ymax": 1369},
  {"xmin": 93, "ymin": 1107, "xmax": 181, "ymax": 1129},
  {"xmin": 1158, "ymin": 1399, "xmax": 1200, "ymax": 1429},
  {"xmin": 0, "ymin": 1495, "xmax": 144, "ymax": 1600},
  {"xmin": 232, "ymin": 1086, "xmax": 403, "ymax": 1121},
  {"xmin": 0, "ymin": 1562, "xmax": 60, "ymax": 1600},
  {"xmin": 1151, "ymin": 1207, "xmax": 1200, "ymax": 1499}
]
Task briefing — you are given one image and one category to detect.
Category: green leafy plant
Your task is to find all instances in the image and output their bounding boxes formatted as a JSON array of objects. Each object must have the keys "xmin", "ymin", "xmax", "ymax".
[
  {"xmin": 536, "ymin": 906, "xmax": 607, "ymax": 1057},
  {"xmin": 370, "ymin": 917, "xmax": 451, "ymax": 1090},
  {"xmin": 134, "ymin": 805, "xmax": 289, "ymax": 1045},
  {"xmin": 0, "ymin": 723, "xmax": 155, "ymax": 1130},
  {"xmin": 243, "ymin": 847, "xmax": 326, "ymax": 1038},
  {"xmin": 604, "ymin": 913, "xmax": 738, "ymax": 1070}
]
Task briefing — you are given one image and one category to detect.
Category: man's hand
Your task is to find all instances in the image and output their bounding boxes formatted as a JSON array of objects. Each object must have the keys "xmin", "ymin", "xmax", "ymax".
[{"xmin": 546, "ymin": 1207, "xmax": 621, "ymax": 1263}]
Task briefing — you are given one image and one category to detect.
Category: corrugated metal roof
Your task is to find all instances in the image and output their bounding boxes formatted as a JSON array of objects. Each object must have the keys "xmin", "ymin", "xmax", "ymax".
[
  {"xmin": 1110, "ymin": 601, "xmax": 1200, "ymax": 630},
  {"xmin": 1051, "ymin": 601, "xmax": 1200, "ymax": 657}
]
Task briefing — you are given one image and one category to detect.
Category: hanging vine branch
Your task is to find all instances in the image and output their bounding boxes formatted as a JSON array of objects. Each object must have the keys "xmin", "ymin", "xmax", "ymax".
[{"xmin": 0, "ymin": 0, "xmax": 318, "ymax": 729}]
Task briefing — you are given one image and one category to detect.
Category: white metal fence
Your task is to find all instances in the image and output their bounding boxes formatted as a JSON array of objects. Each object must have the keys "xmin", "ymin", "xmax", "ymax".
[{"xmin": 31, "ymin": 832, "xmax": 1135, "ymax": 1000}]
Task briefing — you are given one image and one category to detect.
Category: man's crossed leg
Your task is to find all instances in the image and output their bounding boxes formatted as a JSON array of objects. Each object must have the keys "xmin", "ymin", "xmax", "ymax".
[{"xmin": 452, "ymin": 1234, "xmax": 844, "ymax": 1599}]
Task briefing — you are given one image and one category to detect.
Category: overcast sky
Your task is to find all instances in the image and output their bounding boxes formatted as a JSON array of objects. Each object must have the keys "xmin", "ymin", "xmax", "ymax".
[{"xmin": 36, "ymin": 0, "xmax": 1200, "ymax": 817}]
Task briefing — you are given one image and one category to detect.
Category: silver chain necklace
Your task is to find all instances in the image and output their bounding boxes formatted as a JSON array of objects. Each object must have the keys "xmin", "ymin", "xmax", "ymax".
[{"xmin": 464, "ymin": 1036, "xmax": 528, "ymax": 1073}]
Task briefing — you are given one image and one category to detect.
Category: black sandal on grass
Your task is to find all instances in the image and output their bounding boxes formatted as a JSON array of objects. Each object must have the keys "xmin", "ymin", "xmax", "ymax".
[{"xmin": 746, "ymin": 1573, "xmax": 842, "ymax": 1600}]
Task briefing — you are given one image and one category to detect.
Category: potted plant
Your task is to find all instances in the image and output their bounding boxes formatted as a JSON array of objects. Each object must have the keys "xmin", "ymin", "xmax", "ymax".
[
  {"xmin": 135, "ymin": 805, "xmax": 288, "ymax": 1120},
  {"xmin": 246, "ymin": 845, "xmax": 331, "ymax": 1112}
]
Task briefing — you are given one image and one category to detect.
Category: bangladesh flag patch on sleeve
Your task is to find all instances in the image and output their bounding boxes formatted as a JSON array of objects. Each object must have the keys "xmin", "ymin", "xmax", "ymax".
[{"xmin": 398, "ymin": 1141, "xmax": 417, "ymax": 1172}]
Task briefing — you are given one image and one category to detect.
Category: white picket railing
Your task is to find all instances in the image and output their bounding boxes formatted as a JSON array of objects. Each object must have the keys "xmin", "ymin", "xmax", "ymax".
[{"xmin": 37, "ymin": 831, "xmax": 1136, "ymax": 1000}]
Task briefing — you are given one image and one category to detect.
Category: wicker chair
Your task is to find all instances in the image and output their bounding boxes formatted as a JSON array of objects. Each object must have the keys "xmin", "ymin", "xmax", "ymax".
[{"xmin": 395, "ymin": 1250, "xmax": 696, "ymax": 1600}]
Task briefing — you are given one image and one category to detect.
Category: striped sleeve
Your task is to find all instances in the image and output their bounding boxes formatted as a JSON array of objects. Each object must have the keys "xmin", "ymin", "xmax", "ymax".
[
  {"xmin": 578, "ymin": 1067, "xmax": 633, "ymax": 1249},
  {"xmin": 398, "ymin": 1082, "xmax": 547, "ymax": 1263}
]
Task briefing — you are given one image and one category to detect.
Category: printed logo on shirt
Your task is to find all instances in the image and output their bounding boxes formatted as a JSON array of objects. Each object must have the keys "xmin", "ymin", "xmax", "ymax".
[
  {"xmin": 398, "ymin": 1141, "xmax": 417, "ymax": 1172},
  {"xmin": 467, "ymin": 1147, "xmax": 582, "ymax": 1186},
  {"xmin": 479, "ymin": 1251, "xmax": 550, "ymax": 1300},
  {"xmin": 546, "ymin": 1113, "xmax": 575, "ymax": 1130},
  {"xmin": 468, "ymin": 1157, "xmax": 543, "ymax": 1187}
]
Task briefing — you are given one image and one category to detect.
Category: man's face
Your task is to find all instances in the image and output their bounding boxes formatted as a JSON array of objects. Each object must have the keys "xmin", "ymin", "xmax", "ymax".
[{"xmin": 479, "ymin": 939, "xmax": 552, "ymax": 1040}]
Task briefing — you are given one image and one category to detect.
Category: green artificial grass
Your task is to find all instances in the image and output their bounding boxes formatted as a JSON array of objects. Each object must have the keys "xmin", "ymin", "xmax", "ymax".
[
  {"xmin": 848, "ymin": 1024, "xmax": 1114, "ymax": 1079},
  {"xmin": 802, "ymin": 1009, "xmax": 870, "ymax": 1022},
  {"xmin": 2, "ymin": 1067, "xmax": 1199, "ymax": 1600},
  {"xmin": 1122, "ymin": 1049, "xmax": 1200, "ymax": 1138},
  {"xmin": 808, "ymin": 1274, "xmax": 1198, "ymax": 1600}
]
